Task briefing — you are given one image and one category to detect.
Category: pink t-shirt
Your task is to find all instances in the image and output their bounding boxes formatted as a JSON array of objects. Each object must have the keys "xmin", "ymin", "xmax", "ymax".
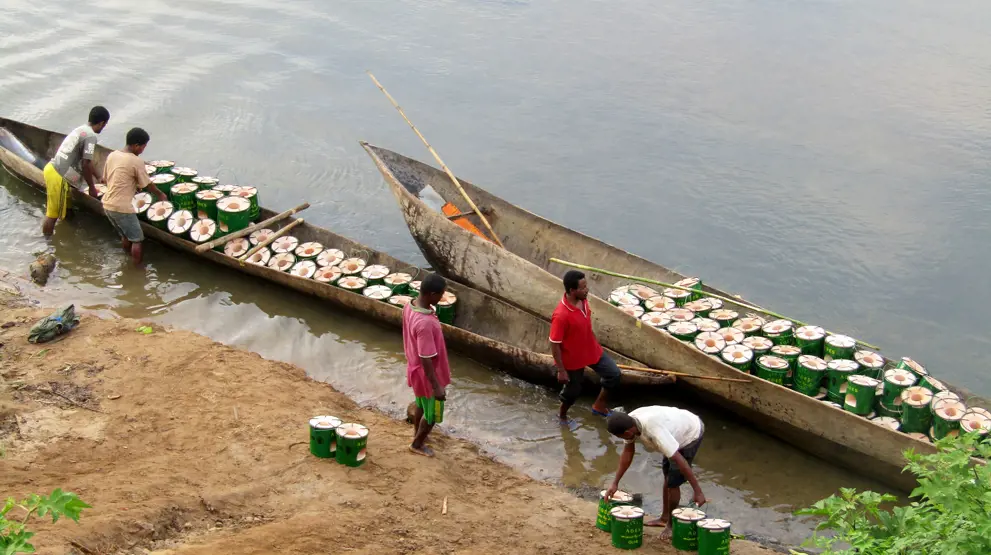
[{"xmin": 402, "ymin": 303, "xmax": 452, "ymax": 398}]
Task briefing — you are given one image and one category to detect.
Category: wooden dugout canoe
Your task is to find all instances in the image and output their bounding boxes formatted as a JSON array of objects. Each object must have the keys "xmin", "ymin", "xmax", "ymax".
[
  {"xmin": 0, "ymin": 117, "xmax": 669, "ymax": 390},
  {"xmin": 362, "ymin": 141, "xmax": 968, "ymax": 491}
]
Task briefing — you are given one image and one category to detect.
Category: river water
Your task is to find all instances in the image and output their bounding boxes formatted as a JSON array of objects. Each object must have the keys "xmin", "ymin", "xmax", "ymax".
[{"xmin": 3, "ymin": 0, "xmax": 990, "ymax": 546}]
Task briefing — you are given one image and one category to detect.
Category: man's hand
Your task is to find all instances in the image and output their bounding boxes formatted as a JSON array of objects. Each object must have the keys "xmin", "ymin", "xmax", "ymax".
[
  {"xmin": 433, "ymin": 385, "xmax": 446, "ymax": 401},
  {"xmin": 557, "ymin": 369, "xmax": 568, "ymax": 384},
  {"xmin": 88, "ymin": 187, "xmax": 100, "ymax": 199},
  {"xmin": 693, "ymin": 490, "xmax": 706, "ymax": 507},
  {"xmin": 157, "ymin": 192, "xmax": 168, "ymax": 202},
  {"xmin": 605, "ymin": 484, "xmax": 618, "ymax": 501}
]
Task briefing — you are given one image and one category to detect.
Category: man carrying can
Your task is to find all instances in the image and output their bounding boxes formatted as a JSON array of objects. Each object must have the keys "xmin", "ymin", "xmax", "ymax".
[
  {"xmin": 403, "ymin": 273, "xmax": 451, "ymax": 457},
  {"xmin": 605, "ymin": 407, "xmax": 707, "ymax": 539},
  {"xmin": 42, "ymin": 106, "xmax": 110, "ymax": 236},
  {"xmin": 550, "ymin": 270, "xmax": 622, "ymax": 425},
  {"xmin": 101, "ymin": 128, "xmax": 168, "ymax": 266}
]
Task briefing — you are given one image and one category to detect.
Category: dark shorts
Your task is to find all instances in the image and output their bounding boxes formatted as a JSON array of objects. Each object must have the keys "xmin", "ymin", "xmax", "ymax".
[
  {"xmin": 106, "ymin": 210, "xmax": 144, "ymax": 243},
  {"xmin": 662, "ymin": 423, "xmax": 704, "ymax": 488},
  {"xmin": 559, "ymin": 352, "xmax": 622, "ymax": 404}
]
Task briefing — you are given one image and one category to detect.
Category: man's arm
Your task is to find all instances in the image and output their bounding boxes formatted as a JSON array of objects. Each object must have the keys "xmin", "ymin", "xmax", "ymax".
[
  {"xmin": 550, "ymin": 342, "xmax": 568, "ymax": 384},
  {"xmin": 147, "ymin": 183, "xmax": 168, "ymax": 202},
  {"xmin": 81, "ymin": 159, "xmax": 99, "ymax": 197},
  {"xmin": 419, "ymin": 355, "xmax": 445, "ymax": 400},
  {"xmin": 605, "ymin": 442, "xmax": 636, "ymax": 500},
  {"xmin": 671, "ymin": 452, "xmax": 706, "ymax": 507}
]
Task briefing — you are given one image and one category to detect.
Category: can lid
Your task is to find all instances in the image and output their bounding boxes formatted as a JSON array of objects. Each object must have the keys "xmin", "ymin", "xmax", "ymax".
[
  {"xmin": 338, "ymin": 276, "xmax": 368, "ymax": 289},
  {"xmin": 719, "ymin": 327, "xmax": 744, "ymax": 344},
  {"xmin": 611, "ymin": 292, "xmax": 641, "ymax": 306},
  {"xmin": 195, "ymin": 189, "xmax": 225, "ymax": 200},
  {"xmin": 291, "ymin": 260, "xmax": 317, "ymax": 277},
  {"xmin": 663, "ymin": 287, "xmax": 692, "ymax": 299},
  {"xmin": 762, "ymin": 319, "xmax": 793, "ymax": 334},
  {"xmin": 600, "ymin": 490, "xmax": 633, "ymax": 502},
  {"xmin": 309, "ymin": 415, "xmax": 342, "ymax": 429},
  {"xmin": 901, "ymin": 386, "xmax": 934, "ymax": 407},
  {"xmin": 924, "ymin": 377, "xmax": 947, "ymax": 392},
  {"xmin": 828, "ymin": 359, "xmax": 859, "ymax": 372},
  {"xmin": 610, "ymin": 505, "xmax": 645, "ymax": 520},
  {"xmin": 247, "ymin": 249, "xmax": 271, "ymax": 265},
  {"xmin": 668, "ymin": 308, "xmax": 696, "ymax": 322},
  {"xmin": 798, "ymin": 355, "xmax": 828, "ymax": 370},
  {"xmin": 641, "ymin": 312, "xmax": 672, "ymax": 328},
  {"xmin": 684, "ymin": 300, "xmax": 709, "ymax": 313},
  {"xmin": 314, "ymin": 266, "xmax": 342, "ymax": 281},
  {"xmin": 694, "ymin": 332, "xmax": 726, "ymax": 354},
  {"xmin": 900, "ymin": 357, "xmax": 927, "ymax": 375},
  {"xmin": 854, "ymin": 350, "xmax": 885, "ymax": 368},
  {"xmin": 295, "ymin": 242, "xmax": 324, "ymax": 257},
  {"xmin": 795, "ymin": 325, "xmax": 825, "ymax": 340},
  {"xmin": 362, "ymin": 264, "xmax": 391, "ymax": 279},
  {"xmin": 410, "ymin": 281, "xmax": 422, "ymax": 291},
  {"xmin": 758, "ymin": 355, "xmax": 789, "ymax": 369},
  {"xmin": 697, "ymin": 518, "xmax": 731, "ymax": 530},
  {"xmin": 733, "ymin": 318, "xmax": 764, "ymax": 333},
  {"xmin": 721, "ymin": 344, "xmax": 754, "ymax": 363},
  {"xmin": 364, "ymin": 285, "xmax": 393, "ymax": 299},
  {"xmin": 223, "ymin": 237, "xmax": 250, "ymax": 257},
  {"xmin": 961, "ymin": 410, "xmax": 991, "ymax": 433},
  {"xmin": 385, "ymin": 272, "xmax": 413, "ymax": 284},
  {"xmin": 675, "ymin": 277, "xmax": 701, "ymax": 288},
  {"xmin": 691, "ymin": 318, "xmax": 721, "ymax": 333},
  {"xmin": 630, "ymin": 285, "xmax": 659, "ymax": 300},
  {"xmin": 268, "ymin": 252, "xmax": 297, "ymax": 270},
  {"xmin": 272, "ymin": 236, "xmax": 300, "ymax": 253},
  {"xmin": 884, "ymin": 368, "xmax": 917, "ymax": 386},
  {"xmin": 172, "ymin": 182, "xmax": 197, "ymax": 195},
  {"xmin": 217, "ymin": 196, "xmax": 249, "ymax": 212},
  {"xmin": 743, "ymin": 336, "xmax": 774, "ymax": 351},
  {"xmin": 388, "ymin": 295, "xmax": 413, "ymax": 306},
  {"xmin": 932, "ymin": 398, "xmax": 966, "ymax": 420},
  {"xmin": 672, "ymin": 507, "xmax": 705, "ymax": 521},
  {"xmin": 620, "ymin": 304, "xmax": 645, "ymax": 317},
  {"xmin": 336, "ymin": 423, "xmax": 369, "ymax": 438},
  {"xmin": 149, "ymin": 160, "xmax": 174, "ymax": 167},
  {"xmin": 848, "ymin": 374, "xmax": 880, "ymax": 387},
  {"xmin": 147, "ymin": 201, "xmax": 174, "ymax": 221},
  {"xmin": 870, "ymin": 416, "xmax": 901, "ymax": 431},
  {"xmin": 668, "ymin": 321, "xmax": 698, "ymax": 335},
  {"xmin": 698, "ymin": 297, "xmax": 723, "ymax": 310},
  {"xmin": 771, "ymin": 345, "xmax": 801, "ymax": 356},
  {"xmin": 192, "ymin": 176, "xmax": 219, "ymax": 183},
  {"xmin": 646, "ymin": 296, "xmax": 676, "ymax": 311},
  {"xmin": 168, "ymin": 210, "xmax": 194, "ymax": 230},
  {"xmin": 145, "ymin": 164, "xmax": 156, "ymax": 175},
  {"xmin": 438, "ymin": 291, "xmax": 458, "ymax": 306},
  {"xmin": 710, "ymin": 309, "xmax": 739, "ymax": 321},
  {"xmin": 825, "ymin": 334, "xmax": 856, "ymax": 348},
  {"xmin": 317, "ymin": 249, "xmax": 345, "ymax": 267},
  {"xmin": 150, "ymin": 173, "xmax": 176, "ymax": 184}
]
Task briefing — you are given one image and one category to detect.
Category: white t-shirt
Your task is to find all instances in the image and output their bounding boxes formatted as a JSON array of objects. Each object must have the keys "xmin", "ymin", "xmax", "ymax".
[{"xmin": 625, "ymin": 406, "xmax": 702, "ymax": 458}]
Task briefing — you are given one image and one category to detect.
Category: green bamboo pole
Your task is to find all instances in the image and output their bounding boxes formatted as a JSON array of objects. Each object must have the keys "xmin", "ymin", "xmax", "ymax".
[{"xmin": 550, "ymin": 257, "xmax": 881, "ymax": 351}]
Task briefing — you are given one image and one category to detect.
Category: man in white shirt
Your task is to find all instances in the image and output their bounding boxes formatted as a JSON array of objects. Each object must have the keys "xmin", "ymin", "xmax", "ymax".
[{"xmin": 604, "ymin": 406, "xmax": 706, "ymax": 540}]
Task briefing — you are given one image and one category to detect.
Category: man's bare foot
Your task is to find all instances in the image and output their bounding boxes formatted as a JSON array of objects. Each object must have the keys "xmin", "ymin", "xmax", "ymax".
[
  {"xmin": 409, "ymin": 444, "xmax": 435, "ymax": 457},
  {"xmin": 659, "ymin": 526, "xmax": 673, "ymax": 540},
  {"xmin": 644, "ymin": 518, "xmax": 666, "ymax": 527}
]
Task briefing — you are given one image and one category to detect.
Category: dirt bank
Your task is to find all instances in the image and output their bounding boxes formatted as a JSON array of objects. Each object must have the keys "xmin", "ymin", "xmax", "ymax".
[{"xmin": 0, "ymin": 288, "xmax": 777, "ymax": 554}]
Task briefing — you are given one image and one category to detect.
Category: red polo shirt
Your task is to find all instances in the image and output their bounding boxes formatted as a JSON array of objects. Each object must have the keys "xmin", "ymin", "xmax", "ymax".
[{"xmin": 549, "ymin": 295, "xmax": 604, "ymax": 370}]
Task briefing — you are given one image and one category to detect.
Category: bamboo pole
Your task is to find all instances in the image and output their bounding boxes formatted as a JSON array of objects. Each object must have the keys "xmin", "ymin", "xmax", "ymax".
[
  {"xmin": 194, "ymin": 202, "xmax": 310, "ymax": 253},
  {"xmin": 616, "ymin": 363, "xmax": 751, "ymax": 384},
  {"xmin": 239, "ymin": 218, "xmax": 305, "ymax": 264},
  {"xmin": 550, "ymin": 257, "xmax": 881, "ymax": 351},
  {"xmin": 367, "ymin": 72, "xmax": 505, "ymax": 249}
]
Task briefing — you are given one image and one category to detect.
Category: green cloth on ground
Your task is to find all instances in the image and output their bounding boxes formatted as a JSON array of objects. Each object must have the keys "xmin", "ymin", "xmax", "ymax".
[
  {"xmin": 415, "ymin": 396, "xmax": 445, "ymax": 425},
  {"xmin": 28, "ymin": 305, "xmax": 80, "ymax": 344}
]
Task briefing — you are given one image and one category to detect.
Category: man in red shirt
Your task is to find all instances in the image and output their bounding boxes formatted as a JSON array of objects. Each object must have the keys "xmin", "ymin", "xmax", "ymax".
[
  {"xmin": 403, "ymin": 273, "xmax": 452, "ymax": 457},
  {"xmin": 550, "ymin": 270, "xmax": 622, "ymax": 424}
]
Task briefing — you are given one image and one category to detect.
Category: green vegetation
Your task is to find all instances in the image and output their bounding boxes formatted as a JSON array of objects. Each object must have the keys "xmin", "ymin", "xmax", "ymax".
[
  {"xmin": 794, "ymin": 433, "xmax": 991, "ymax": 555},
  {"xmin": 1, "ymin": 489, "xmax": 90, "ymax": 553}
]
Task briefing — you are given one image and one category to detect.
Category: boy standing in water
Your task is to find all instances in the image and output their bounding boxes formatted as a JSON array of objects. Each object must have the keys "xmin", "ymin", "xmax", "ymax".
[
  {"xmin": 42, "ymin": 106, "xmax": 110, "ymax": 236},
  {"xmin": 403, "ymin": 273, "xmax": 451, "ymax": 457},
  {"xmin": 101, "ymin": 127, "xmax": 168, "ymax": 266},
  {"xmin": 605, "ymin": 407, "xmax": 707, "ymax": 539}
]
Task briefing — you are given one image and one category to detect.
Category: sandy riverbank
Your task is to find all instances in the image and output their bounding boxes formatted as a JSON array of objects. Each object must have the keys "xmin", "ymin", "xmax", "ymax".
[{"xmin": 0, "ymin": 284, "xmax": 778, "ymax": 555}]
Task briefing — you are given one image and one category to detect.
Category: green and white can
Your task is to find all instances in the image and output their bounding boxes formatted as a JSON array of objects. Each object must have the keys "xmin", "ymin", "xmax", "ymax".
[
  {"xmin": 961, "ymin": 408, "xmax": 991, "ymax": 439},
  {"xmin": 717, "ymin": 327, "xmax": 745, "ymax": 347},
  {"xmin": 216, "ymin": 196, "xmax": 251, "ymax": 234},
  {"xmin": 663, "ymin": 287, "xmax": 693, "ymax": 307},
  {"xmin": 931, "ymin": 398, "xmax": 966, "ymax": 440},
  {"xmin": 721, "ymin": 344, "xmax": 754, "ymax": 373},
  {"xmin": 794, "ymin": 325, "xmax": 826, "ymax": 357},
  {"xmin": 271, "ymin": 235, "xmax": 300, "ymax": 255},
  {"xmin": 900, "ymin": 386, "xmax": 934, "ymax": 434},
  {"xmin": 244, "ymin": 247, "xmax": 271, "ymax": 267},
  {"xmin": 223, "ymin": 237, "xmax": 250, "ymax": 259},
  {"xmin": 294, "ymin": 242, "xmax": 324, "ymax": 260},
  {"xmin": 133, "ymin": 192, "xmax": 153, "ymax": 220},
  {"xmin": 268, "ymin": 252, "xmax": 297, "ymax": 272},
  {"xmin": 189, "ymin": 218, "xmax": 217, "ymax": 245},
  {"xmin": 231, "ymin": 186, "xmax": 260, "ymax": 221},
  {"xmin": 363, "ymin": 284, "xmax": 393, "ymax": 302},
  {"xmin": 733, "ymin": 317, "xmax": 765, "ymax": 337},
  {"xmin": 334, "ymin": 423, "xmax": 368, "ymax": 467},
  {"xmin": 844, "ymin": 375, "xmax": 881, "ymax": 416},
  {"xmin": 645, "ymin": 295, "xmax": 676, "ymax": 313},
  {"xmin": 145, "ymin": 164, "xmax": 156, "ymax": 176},
  {"xmin": 169, "ymin": 166, "xmax": 197, "ymax": 183},
  {"xmin": 409, "ymin": 281, "xmax": 421, "ymax": 297},
  {"xmin": 756, "ymin": 355, "xmax": 790, "ymax": 386},
  {"xmin": 195, "ymin": 189, "xmax": 225, "ymax": 221},
  {"xmin": 823, "ymin": 334, "xmax": 856, "ymax": 362},
  {"xmin": 931, "ymin": 390, "xmax": 960, "ymax": 409},
  {"xmin": 317, "ymin": 248, "xmax": 345, "ymax": 268},
  {"xmin": 313, "ymin": 265, "xmax": 342, "ymax": 284},
  {"xmin": 150, "ymin": 173, "xmax": 178, "ymax": 199},
  {"xmin": 212, "ymin": 183, "xmax": 238, "ymax": 195},
  {"xmin": 360, "ymin": 265, "xmax": 390, "ymax": 286},
  {"xmin": 641, "ymin": 311, "xmax": 673, "ymax": 330},
  {"xmin": 671, "ymin": 507, "xmax": 706, "ymax": 551},
  {"xmin": 742, "ymin": 336, "xmax": 774, "ymax": 359},
  {"xmin": 248, "ymin": 228, "xmax": 274, "ymax": 246},
  {"xmin": 698, "ymin": 297, "xmax": 723, "ymax": 311},
  {"xmin": 684, "ymin": 299, "xmax": 714, "ymax": 318},
  {"xmin": 881, "ymin": 368, "xmax": 917, "ymax": 408},
  {"xmin": 308, "ymin": 415, "xmax": 342, "ymax": 459},
  {"xmin": 610, "ymin": 506, "xmax": 645, "ymax": 550},
  {"xmin": 854, "ymin": 350, "xmax": 886, "ymax": 379},
  {"xmin": 339, "ymin": 257, "xmax": 367, "ymax": 277},
  {"xmin": 387, "ymin": 295, "xmax": 414, "ymax": 308},
  {"xmin": 167, "ymin": 210, "xmax": 194, "ymax": 238},
  {"xmin": 620, "ymin": 304, "xmax": 646, "ymax": 319},
  {"xmin": 770, "ymin": 344, "xmax": 801, "ymax": 387},
  {"xmin": 191, "ymin": 176, "xmax": 219, "ymax": 190},
  {"xmin": 871, "ymin": 416, "xmax": 901, "ymax": 432},
  {"xmin": 629, "ymin": 285, "xmax": 660, "ymax": 304},
  {"xmin": 694, "ymin": 331, "xmax": 727, "ymax": 356},
  {"xmin": 610, "ymin": 291, "xmax": 641, "ymax": 309},
  {"xmin": 919, "ymin": 375, "xmax": 948, "ymax": 395},
  {"xmin": 337, "ymin": 276, "xmax": 367, "ymax": 292},
  {"xmin": 896, "ymin": 357, "xmax": 927, "ymax": 378},
  {"xmin": 170, "ymin": 182, "xmax": 198, "ymax": 212},
  {"xmin": 148, "ymin": 160, "xmax": 174, "ymax": 175},
  {"xmin": 762, "ymin": 319, "xmax": 795, "ymax": 345},
  {"xmin": 710, "ymin": 309, "xmax": 739, "ymax": 329},
  {"xmin": 436, "ymin": 291, "xmax": 457, "ymax": 325},
  {"xmin": 668, "ymin": 321, "xmax": 699, "ymax": 342},
  {"xmin": 290, "ymin": 260, "xmax": 318, "ymax": 279},
  {"xmin": 675, "ymin": 277, "xmax": 704, "ymax": 301},
  {"xmin": 794, "ymin": 355, "xmax": 828, "ymax": 396},
  {"xmin": 691, "ymin": 317, "xmax": 721, "ymax": 333},
  {"xmin": 384, "ymin": 272, "xmax": 414, "ymax": 294},
  {"xmin": 696, "ymin": 518, "xmax": 731, "ymax": 555},
  {"xmin": 826, "ymin": 359, "xmax": 858, "ymax": 403},
  {"xmin": 668, "ymin": 308, "xmax": 696, "ymax": 323},
  {"xmin": 596, "ymin": 490, "xmax": 634, "ymax": 532},
  {"xmin": 146, "ymin": 201, "xmax": 174, "ymax": 230}
]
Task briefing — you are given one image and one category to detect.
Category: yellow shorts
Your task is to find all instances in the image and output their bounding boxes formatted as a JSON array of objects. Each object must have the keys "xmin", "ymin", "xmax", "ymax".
[{"xmin": 44, "ymin": 163, "xmax": 72, "ymax": 219}]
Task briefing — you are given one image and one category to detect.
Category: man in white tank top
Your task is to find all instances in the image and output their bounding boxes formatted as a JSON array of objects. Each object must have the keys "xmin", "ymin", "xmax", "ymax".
[{"xmin": 605, "ymin": 406, "xmax": 706, "ymax": 540}]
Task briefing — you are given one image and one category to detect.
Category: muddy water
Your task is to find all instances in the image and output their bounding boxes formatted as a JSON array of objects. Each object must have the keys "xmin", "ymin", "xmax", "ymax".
[{"xmin": 4, "ymin": 0, "xmax": 990, "ymax": 546}]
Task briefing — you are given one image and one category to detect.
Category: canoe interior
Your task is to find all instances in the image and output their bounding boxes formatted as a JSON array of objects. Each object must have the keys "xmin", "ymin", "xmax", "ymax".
[{"xmin": 0, "ymin": 117, "xmax": 665, "ymax": 391}]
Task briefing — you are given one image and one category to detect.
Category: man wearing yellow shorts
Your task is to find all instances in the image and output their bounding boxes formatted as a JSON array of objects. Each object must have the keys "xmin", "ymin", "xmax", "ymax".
[{"xmin": 42, "ymin": 106, "xmax": 110, "ymax": 236}]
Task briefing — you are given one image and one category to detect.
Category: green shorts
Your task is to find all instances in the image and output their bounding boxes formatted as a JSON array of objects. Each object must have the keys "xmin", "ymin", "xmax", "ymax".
[{"xmin": 415, "ymin": 397, "xmax": 445, "ymax": 425}]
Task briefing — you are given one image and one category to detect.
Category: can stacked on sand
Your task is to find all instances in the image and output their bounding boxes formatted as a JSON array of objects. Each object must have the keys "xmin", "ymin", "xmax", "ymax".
[
  {"xmin": 756, "ymin": 355, "xmax": 790, "ymax": 386},
  {"xmin": 794, "ymin": 325, "xmax": 826, "ymax": 356},
  {"xmin": 133, "ymin": 192, "xmax": 153, "ymax": 220},
  {"xmin": 335, "ymin": 423, "xmax": 368, "ymax": 467},
  {"xmin": 170, "ymin": 183, "xmax": 198, "ymax": 212},
  {"xmin": 609, "ymin": 506, "xmax": 644, "ymax": 550},
  {"xmin": 671, "ymin": 507, "xmax": 705, "ymax": 551},
  {"xmin": 762, "ymin": 320, "xmax": 795, "ymax": 346},
  {"xmin": 223, "ymin": 238, "xmax": 250, "ymax": 258},
  {"xmin": 721, "ymin": 345, "xmax": 753, "ymax": 373},
  {"xmin": 150, "ymin": 173, "xmax": 177, "ymax": 199},
  {"xmin": 436, "ymin": 291, "xmax": 457, "ymax": 324},
  {"xmin": 189, "ymin": 218, "xmax": 217, "ymax": 246},
  {"xmin": 167, "ymin": 210, "xmax": 194, "ymax": 238},
  {"xmin": 290, "ymin": 260, "xmax": 317, "ymax": 279},
  {"xmin": 844, "ymin": 375, "xmax": 881, "ymax": 416},
  {"xmin": 216, "ymin": 196, "xmax": 251, "ymax": 234},
  {"xmin": 696, "ymin": 518, "xmax": 731, "ymax": 555},
  {"xmin": 595, "ymin": 490, "xmax": 634, "ymax": 532},
  {"xmin": 823, "ymin": 334, "xmax": 856, "ymax": 362},
  {"xmin": 231, "ymin": 186, "xmax": 260, "ymax": 221},
  {"xmin": 826, "ymin": 359, "xmax": 858, "ymax": 403},
  {"xmin": 146, "ymin": 201, "xmax": 174, "ymax": 230},
  {"xmin": 309, "ymin": 415, "xmax": 342, "ymax": 458},
  {"xmin": 794, "ymin": 355, "xmax": 828, "ymax": 397},
  {"xmin": 195, "ymin": 189, "xmax": 225, "ymax": 220},
  {"xmin": 900, "ymin": 386, "xmax": 933, "ymax": 434},
  {"xmin": 931, "ymin": 398, "xmax": 966, "ymax": 440},
  {"xmin": 878, "ymin": 369, "xmax": 916, "ymax": 418},
  {"xmin": 268, "ymin": 253, "xmax": 296, "ymax": 272},
  {"xmin": 854, "ymin": 350, "xmax": 885, "ymax": 379}
]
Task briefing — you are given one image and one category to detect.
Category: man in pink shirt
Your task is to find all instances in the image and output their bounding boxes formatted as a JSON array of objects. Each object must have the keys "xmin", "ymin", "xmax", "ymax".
[{"xmin": 402, "ymin": 273, "xmax": 452, "ymax": 457}]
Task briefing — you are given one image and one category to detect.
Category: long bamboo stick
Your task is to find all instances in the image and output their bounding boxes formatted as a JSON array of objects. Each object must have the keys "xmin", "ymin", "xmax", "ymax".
[
  {"xmin": 239, "ymin": 219, "xmax": 305, "ymax": 264},
  {"xmin": 616, "ymin": 363, "xmax": 751, "ymax": 383},
  {"xmin": 195, "ymin": 202, "xmax": 310, "ymax": 253},
  {"xmin": 367, "ymin": 72, "xmax": 505, "ymax": 249},
  {"xmin": 551, "ymin": 257, "xmax": 881, "ymax": 351}
]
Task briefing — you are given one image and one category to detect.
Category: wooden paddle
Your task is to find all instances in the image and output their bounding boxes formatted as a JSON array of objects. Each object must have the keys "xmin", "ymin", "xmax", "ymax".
[
  {"xmin": 195, "ymin": 202, "xmax": 310, "ymax": 253},
  {"xmin": 367, "ymin": 72, "xmax": 505, "ymax": 249},
  {"xmin": 239, "ymin": 218, "xmax": 305, "ymax": 264},
  {"xmin": 616, "ymin": 363, "xmax": 751, "ymax": 384}
]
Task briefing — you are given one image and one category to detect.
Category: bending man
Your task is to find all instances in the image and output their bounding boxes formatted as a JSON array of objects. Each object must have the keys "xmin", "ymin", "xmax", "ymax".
[{"xmin": 42, "ymin": 106, "xmax": 110, "ymax": 236}]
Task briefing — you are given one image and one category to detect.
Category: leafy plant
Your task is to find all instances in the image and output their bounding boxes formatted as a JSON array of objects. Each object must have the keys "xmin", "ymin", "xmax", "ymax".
[
  {"xmin": 0, "ymin": 489, "xmax": 90, "ymax": 554},
  {"xmin": 794, "ymin": 433, "xmax": 991, "ymax": 555}
]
